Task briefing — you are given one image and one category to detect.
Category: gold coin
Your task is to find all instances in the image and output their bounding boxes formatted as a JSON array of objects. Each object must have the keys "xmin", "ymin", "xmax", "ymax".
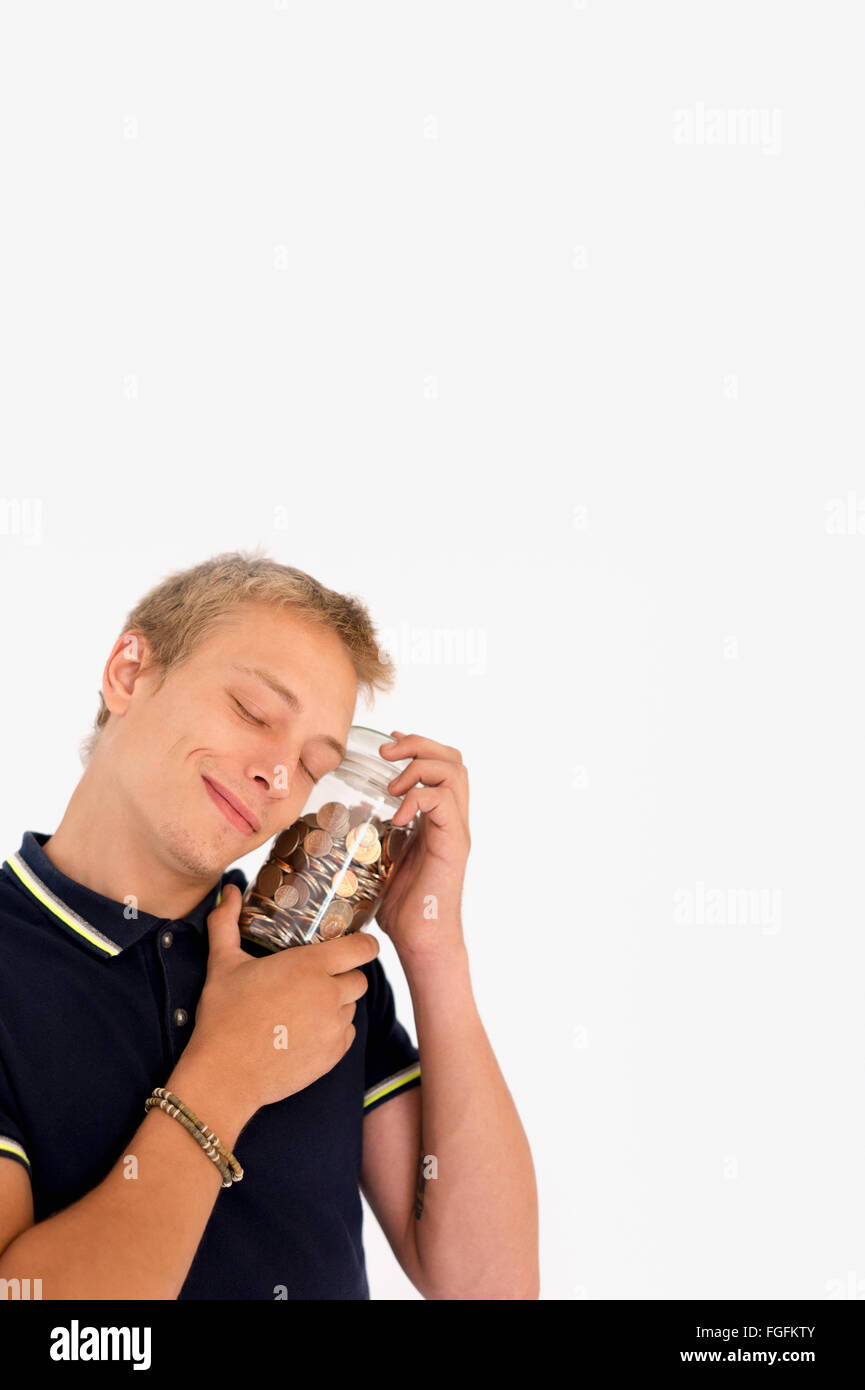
[
  {"xmin": 345, "ymin": 823, "xmax": 378, "ymax": 854},
  {"xmin": 319, "ymin": 915, "xmax": 346, "ymax": 940},
  {"xmin": 352, "ymin": 838, "xmax": 381, "ymax": 865},
  {"xmin": 318, "ymin": 899, "xmax": 354, "ymax": 933},
  {"xmin": 333, "ymin": 868, "xmax": 358, "ymax": 897}
]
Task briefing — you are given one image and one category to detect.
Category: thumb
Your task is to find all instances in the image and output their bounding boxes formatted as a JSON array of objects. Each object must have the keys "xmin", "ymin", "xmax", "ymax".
[{"xmin": 204, "ymin": 881, "xmax": 245, "ymax": 966}]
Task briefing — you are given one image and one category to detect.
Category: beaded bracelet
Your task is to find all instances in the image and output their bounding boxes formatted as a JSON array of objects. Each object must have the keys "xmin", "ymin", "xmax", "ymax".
[
  {"xmin": 149, "ymin": 1088, "xmax": 244, "ymax": 1182},
  {"xmin": 146, "ymin": 1097, "xmax": 233, "ymax": 1186},
  {"xmin": 145, "ymin": 1088, "xmax": 243, "ymax": 1188}
]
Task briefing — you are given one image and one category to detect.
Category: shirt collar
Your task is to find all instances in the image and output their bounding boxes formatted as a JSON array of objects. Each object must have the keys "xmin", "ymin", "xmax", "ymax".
[{"xmin": 2, "ymin": 831, "xmax": 248, "ymax": 960}]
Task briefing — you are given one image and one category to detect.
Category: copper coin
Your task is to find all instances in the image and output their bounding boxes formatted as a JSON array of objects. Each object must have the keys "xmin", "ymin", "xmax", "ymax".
[
  {"xmin": 315, "ymin": 801, "xmax": 350, "ymax": 835},
  {"xmin": 289, "ymin": 847, "xmax": 309, "ymax": 873},
  {"xmin": 274, "ymin": 825, "xmax": 301, "ymax": 860},
  {"xmin": 257, "ymin": 863, "xmax": 282, "ymax": 900},
  {"xmin": 274, "ymin": 881, "xmax": 300, "ymax": 909},
  {"xmin": 304, "ymin": 829, "xmax": 333, "ymax": 858},
  {"xmin": 289, "ymin": 876, "xmax": 310, "ymax": 909},
  {"xmin": 240, "ymin": 908, "xmax": 270, "ymax": 926},
  {"xmin": 249, "ymin": 892, "xmax": 286, "ymax": 916},
  {"xmin": 385, "ymin": 829, "xmax": 410, "ymax": 863},
  {"xmin": 350, "ymin": 902, "xmax": 375, "ymax": 930}
]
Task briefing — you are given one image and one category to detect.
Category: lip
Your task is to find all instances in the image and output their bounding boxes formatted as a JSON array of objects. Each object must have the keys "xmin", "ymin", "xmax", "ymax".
[{"xmin": 202, "ymin": 776, "xmax": 261, "ymax": 835}]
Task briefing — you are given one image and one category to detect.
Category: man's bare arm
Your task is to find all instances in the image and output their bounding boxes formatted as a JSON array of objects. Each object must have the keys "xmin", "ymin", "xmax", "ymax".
[
  {"xmin": 363, "ymin": 939, "xmax": 540, "ymax": 1300},
  {"xmin": 0, "ymin": 889, "xmax": 377, "ymax": 1299},
  {"xmin": 0, "ymin": 1050, "xmax": 251, "ymax": 1300}
]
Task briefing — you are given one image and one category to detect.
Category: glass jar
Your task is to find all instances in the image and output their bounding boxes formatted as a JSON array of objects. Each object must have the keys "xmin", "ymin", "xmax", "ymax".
[{"xmin": 239, "ymin": 725, "xmax": 420, "ymax": 950}]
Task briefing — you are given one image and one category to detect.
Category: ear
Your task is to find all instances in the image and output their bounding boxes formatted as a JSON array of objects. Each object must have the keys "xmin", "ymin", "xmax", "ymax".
[{"xmin": 101, "ymin": 630, "xmax": 153, "ymax": 719}]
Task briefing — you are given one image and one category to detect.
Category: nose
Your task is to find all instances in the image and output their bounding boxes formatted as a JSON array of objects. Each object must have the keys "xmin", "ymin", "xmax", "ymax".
[{"xmin": 250, "ymin": 754, "xmax": 304, "ymax": 797}]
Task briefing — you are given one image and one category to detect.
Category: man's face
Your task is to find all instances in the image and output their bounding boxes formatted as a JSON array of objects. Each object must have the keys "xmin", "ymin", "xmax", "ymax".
[{"xmin": 103, "ymin": 603, "xmax": 358, "ymax": 880}]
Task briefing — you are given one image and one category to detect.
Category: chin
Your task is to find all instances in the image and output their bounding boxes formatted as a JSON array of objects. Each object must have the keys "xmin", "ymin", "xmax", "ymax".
[{"xmin": 158, "ymin": 819, "xmax": 229, "ymax": 879}]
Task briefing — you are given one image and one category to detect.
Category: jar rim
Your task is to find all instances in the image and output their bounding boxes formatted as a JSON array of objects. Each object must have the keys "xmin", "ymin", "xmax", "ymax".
[{"xmin": 345, "ymin": 725, "xmax": 412, "ymax": 775}]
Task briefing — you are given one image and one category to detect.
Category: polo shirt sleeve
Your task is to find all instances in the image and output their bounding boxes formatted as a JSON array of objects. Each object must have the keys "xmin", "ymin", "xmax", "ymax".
[
  {"xmin": 0, "ymin": 1043, "xmax": 31, "ymax": 1179},
  {"xmin": 362, "ymin": 955, "xmax": 421, "ymax": 1115}
]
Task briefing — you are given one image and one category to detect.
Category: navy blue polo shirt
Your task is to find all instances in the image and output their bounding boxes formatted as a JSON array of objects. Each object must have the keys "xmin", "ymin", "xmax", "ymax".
[{"xmin": 0, "ymin": 831, "xmax": 421, "ymax": 1299}]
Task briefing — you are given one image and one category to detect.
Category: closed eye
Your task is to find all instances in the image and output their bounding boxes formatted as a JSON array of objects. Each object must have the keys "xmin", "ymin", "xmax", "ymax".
[
  {"xmin": 232, "ymin": 698, "xmax": 317, "ymax": 782},
  {"xmin": 233, "ymin": 698, "xmax": 267, "ymax": 728}
]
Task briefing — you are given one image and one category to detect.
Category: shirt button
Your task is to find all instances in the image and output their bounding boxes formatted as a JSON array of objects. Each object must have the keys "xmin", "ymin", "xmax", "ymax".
[
  {"xmin": 173, "ymin": 1008, "xmax": 188, "ymax": 1027},
  {"xmin": 161, "ymin": 931, "xmax": 174, "ymax": 949}
]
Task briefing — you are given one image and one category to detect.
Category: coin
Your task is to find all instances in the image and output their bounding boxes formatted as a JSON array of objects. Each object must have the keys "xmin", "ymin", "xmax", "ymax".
[
  {"xmin": 247, "ymin": 890, "xmax": 279, "ymax": 911},
  {"xmin": 319, "ymin": 915, "xmax": 346, "ymax": 940},
  {"xmin": 352, "ymin": 838, "xmax": 381, "ymax": 865},
  {"xmin": 385, "ymin": 828, "xmax": 409, "ymax": 863},
  {"xmin": 345, "ymin": 823, "xmax": 378, "ymax": 854},
  {"xmin": 257, "ymin": 863, "xmax": 282, "ymax": 900},
  {"xmin": 318, "ymin": 899, "xmax": 354, "ymax": 936},
  {"xmin": 304, "ymin": 829, "xmax": 333, "ymax": 858},
  {"xmin": 315, "ymin": 802, "xmax": 350, "ymax": 836},
  {"xmin": 289, "ymin": 875, "xmax": 310, "ymax": 909},
  {"xmin": 274, "ymin": 881, "xmax": 300, "ymax": 909},
  {"xmin": 239, "ymin": 909, "xmax": 271, "ymax": 927},
  {"xmin": 333, "ymin": 867, "xmax": 358, "ymax": 897},
  {"xmin": 274, "ymin": 825, "xmax": 301, "ymax": 860},
  {"xmin": 245, "ymin": 794, "xmax": 417, "ymax": 950}
]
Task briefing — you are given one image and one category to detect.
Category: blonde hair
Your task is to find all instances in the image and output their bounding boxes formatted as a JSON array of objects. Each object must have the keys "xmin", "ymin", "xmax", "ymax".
[{"xmin": 79, "ymin": 548, "xmax": 396, "ymax": 765}]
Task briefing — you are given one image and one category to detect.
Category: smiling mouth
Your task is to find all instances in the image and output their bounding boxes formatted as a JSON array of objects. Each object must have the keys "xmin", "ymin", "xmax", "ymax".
[{"xmin": 202, "ymin": 776, "xmax": 258, "ymax": 835}]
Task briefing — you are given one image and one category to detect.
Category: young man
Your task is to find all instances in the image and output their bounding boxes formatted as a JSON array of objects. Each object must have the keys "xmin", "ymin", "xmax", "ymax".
[{"xmin": 0, "ymin": 552, "xmax": 539, "ymax": 1300}]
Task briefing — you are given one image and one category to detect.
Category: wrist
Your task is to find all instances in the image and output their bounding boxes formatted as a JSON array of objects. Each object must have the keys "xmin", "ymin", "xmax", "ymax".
[
  {"xmin": 398, "ymin": 936, "xmax": 471, "ymax": 985},
  {"xmin": 165, "ymin": 1048, "xmax": 254, "ymax": 1150}
]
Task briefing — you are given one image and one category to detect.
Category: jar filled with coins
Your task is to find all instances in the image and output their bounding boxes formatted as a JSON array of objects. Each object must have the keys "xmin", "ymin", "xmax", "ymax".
[{"xmin": 239, "ymin": 725, "xmax": 420, "ymax": 950}]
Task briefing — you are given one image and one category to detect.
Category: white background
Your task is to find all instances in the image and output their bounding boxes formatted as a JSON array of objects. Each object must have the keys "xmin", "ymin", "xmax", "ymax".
[{"xmin": 1, "ymin": 2, "xmax": 863, "ymax": 1300}]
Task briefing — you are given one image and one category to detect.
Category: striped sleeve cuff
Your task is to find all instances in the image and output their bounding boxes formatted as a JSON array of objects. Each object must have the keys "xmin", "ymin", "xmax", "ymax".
[
  {"xmin": 0, "ymin": 1135, "xmax": 31, "ymax": 1173},
  {"xmin": 363, "ymin": 1064, "xmax": 421, "ymax": 1114}
]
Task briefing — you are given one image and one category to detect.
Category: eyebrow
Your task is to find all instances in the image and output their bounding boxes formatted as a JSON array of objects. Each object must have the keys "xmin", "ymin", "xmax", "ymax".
[{"xmin": 228, "ymin": 664, "xmax": 347, "ymax": 761}]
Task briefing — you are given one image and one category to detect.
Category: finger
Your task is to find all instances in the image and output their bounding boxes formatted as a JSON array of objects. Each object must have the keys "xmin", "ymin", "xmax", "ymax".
[
  {"xmin": 339, "ymin": 998, "xmax": 358, "ymax": 1026},
  {"xmin": 379, "ymin": 733, "xmax": 463, "ymax": 765},
  {"xmin": 385, "ymin": 756, "xmax": 468, "ymax": 796},
  {"xmin": 392, "ymin": 784, "xmax": 467, "ymax": 838},
  {"xmin": 386, "ymin": 758, "xmax": 469, "ymax": 830},
  {"xmin": 335, "ymin": 966, "xmax": 371, "ymax": 1006},
  {"xmin": 320, "ymin": 929, "xmax": 380, "ymax": 974},
  {"xmin": 204, "ymin": 882, "xmax": 245, "ymax": 963}
]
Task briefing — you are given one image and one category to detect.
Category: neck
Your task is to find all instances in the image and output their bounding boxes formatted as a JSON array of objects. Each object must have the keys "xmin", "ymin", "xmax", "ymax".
[{"xmin": 41, "ymin": 763, "xmax": 222, "ymax": 922}]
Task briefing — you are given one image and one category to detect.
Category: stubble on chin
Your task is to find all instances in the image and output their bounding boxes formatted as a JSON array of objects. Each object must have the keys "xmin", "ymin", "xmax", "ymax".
[{"xmin": 157, "ymin": 818, "xmax": 227, "ymax": 880}]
